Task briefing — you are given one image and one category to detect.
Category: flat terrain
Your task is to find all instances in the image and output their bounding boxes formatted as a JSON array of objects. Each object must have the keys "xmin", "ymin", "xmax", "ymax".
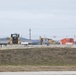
[
  {"xmin": 0, "ymin": 47, "xmax": 76, "ymax": 71},
  {"xmin": 0, "ymin": 65, "xmax": 76, "ymax": 71},
  {"xmin": 1, "ymin": 71, "xmax": 76, "ymax": 75}
]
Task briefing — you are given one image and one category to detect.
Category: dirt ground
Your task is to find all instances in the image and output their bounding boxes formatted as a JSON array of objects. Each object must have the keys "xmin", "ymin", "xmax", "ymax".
[
  {"xmin": 0, "ymin": 47, "xmax": 76, "ymax": 71},
  {"xmin": 0, "ymin": 65, "xmax": 76, "ymax": 72}
]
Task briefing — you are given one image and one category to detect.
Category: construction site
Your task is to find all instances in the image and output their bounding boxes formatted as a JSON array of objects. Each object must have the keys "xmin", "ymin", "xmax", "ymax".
[
  {"xmin": 0, "ymin": 32, "xmax": 75, "ymax": 71},
  {"xmin": 0, "ymin": 32, "xmax": 75, "ymax": 46},
  {"xmin": 0, "ymin": 0, "xmax": 76, "ymax": 72},
  {"xmin": 0, "ymin": 28, "xmax": 75, "ymax": 71}
]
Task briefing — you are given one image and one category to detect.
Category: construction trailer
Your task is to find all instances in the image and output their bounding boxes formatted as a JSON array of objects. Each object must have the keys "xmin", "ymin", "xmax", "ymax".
[
  {"xmin": 60, "ymin": 38, "xmax": 74, "ymax": 45},
  {"xmin": 10, "ymin": 34, "xmax": 21, "ymax": 44}
]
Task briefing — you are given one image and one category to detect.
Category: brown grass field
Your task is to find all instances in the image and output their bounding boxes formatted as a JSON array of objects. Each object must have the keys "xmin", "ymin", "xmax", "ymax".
[{"xmin": 0, "ymin": 47, "xmax": 76, "ymax": 71}]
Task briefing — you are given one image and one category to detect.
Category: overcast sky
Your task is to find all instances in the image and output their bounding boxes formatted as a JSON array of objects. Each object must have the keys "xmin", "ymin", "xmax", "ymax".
[{"xmin": 0, "ymin": 0, "xmax": 76, "ymax": 40}]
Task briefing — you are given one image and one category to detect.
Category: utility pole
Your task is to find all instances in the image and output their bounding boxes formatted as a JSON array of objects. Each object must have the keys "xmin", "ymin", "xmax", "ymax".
[{"xmin": 29, "ymin": 28, "xmax": 31, "ymax": 40}]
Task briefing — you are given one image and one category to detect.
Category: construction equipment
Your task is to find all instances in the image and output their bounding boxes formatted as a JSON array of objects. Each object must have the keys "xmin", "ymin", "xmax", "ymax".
[
  {"xmin": 40, "ymin": 36, "xmax": 57, "ymax": 45},
  {"xmin": 61, "ymin": 38, "xmax": 74, "ymax": 45},
  {"xmin": 10, "ymin": 33, "xmax": 20, "ymax": 44},
  {"xmin": 40, "ymin": 36, "xmax": 43, "ymax": 45}
]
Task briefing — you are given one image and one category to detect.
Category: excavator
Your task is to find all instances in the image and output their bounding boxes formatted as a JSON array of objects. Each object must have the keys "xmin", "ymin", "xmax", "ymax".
[{"xmin": 40, "ymin": 36, "xmax": 57, "ymax": 45}]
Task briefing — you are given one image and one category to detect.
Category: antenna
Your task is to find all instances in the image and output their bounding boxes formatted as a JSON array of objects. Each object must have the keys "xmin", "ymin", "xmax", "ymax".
[{"xmin": 29, "ymin": 28, "xmax": 31, "ymax": 40}]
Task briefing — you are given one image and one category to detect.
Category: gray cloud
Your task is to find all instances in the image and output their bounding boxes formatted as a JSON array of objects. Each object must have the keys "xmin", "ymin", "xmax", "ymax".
[{"xmin": 0, "ymin": 0, "xmax": 76, "ymax": 39}]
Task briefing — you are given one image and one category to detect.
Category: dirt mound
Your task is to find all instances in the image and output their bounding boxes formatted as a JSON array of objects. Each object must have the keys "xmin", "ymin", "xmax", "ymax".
[{"xmin": 0, "ymin": 48, "xmax": 76, "ymax": 66}]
